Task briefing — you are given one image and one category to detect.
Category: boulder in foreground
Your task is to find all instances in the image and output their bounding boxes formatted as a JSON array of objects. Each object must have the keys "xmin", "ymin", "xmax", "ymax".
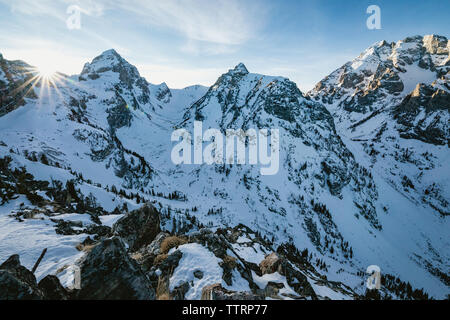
[
  {"xmin": 112, "ymin": 204, "xmax": 160, "ymax": 252},
  {"xmin": 76, "ymin": 237, "xmax": 155, "ymax": 300}
]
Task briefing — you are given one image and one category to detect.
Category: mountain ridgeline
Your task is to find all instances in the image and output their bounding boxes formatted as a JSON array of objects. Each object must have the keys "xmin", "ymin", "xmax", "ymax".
[{"xmin": 0, "ymin": 35, "xmax": 448, "ymax": 300}]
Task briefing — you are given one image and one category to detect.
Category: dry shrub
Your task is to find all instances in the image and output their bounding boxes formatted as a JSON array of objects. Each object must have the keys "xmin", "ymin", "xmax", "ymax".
[
  {"xmin": 160, "ymin": 236, "xmax": 187, "ymax": 254},
  {"xmin": 75, "ymin": 242, "xmax": 95, "ymax": 252},
  {"xmin": 130, "ymin": 251, "xmax": 143, "ymax": 261},
  {"xmin": 156, "ymin": 276, "xmax": 171, "ymax": 300},
  {"xmin": 153, "ymin": 253, "xmax": 168, "ymax": 265},
  {"xmin": 158, "ymin": 293, "xmax": 170, "ymax": 300}
]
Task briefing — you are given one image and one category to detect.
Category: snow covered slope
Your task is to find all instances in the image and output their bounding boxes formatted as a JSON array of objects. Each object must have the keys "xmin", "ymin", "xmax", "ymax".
[
  {"xmin": 0, "ymin": 37, "xmax": 448, "ymax": 299},
  {"xmin": 308, "ymin": 35, "xmax": 449, "ymax": 296}
]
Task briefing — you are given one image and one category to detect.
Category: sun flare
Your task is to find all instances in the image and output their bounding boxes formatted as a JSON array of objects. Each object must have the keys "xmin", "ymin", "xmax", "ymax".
[{"xmin": 37, "ymin": 65, "xmax": 58, "ymax": 79}]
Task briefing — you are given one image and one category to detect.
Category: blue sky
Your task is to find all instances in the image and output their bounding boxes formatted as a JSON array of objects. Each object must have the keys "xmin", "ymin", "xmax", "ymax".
[{"xmin": 0, "ymin": 0, "xmax": 448, "ymax": 91}]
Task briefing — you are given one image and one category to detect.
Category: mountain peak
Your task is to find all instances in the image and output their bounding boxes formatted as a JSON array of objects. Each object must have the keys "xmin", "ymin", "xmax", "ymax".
[
  {"xmin": 402, "ymin": 35, "xmax": 423, "ymax": 43},
  {"xmin": 422, "ymin": 34, "xmax": 449, "ymax": 55},
  {"xmin": 100, "ymin": 48, "xmax": 119, "ymax": 56},
  {"xmin": 89, "ymin": 48, "xmax": 126, "ymax": 66},
  {"xmin": 159, "ymin": 82, "xmax": 169, "ymax": 89},
  {"xmin": 375, "ymin": 39, "xmax": 390, "ymax": 48},
  {"xmin": 93, "ymin": 49, "xmax": 122, "ymax": 62},
  {"xmin": 80, "ymin": 49, "xmax": 141, "ymax": 84},
  {"xmin": 423, "ymin": 34, "xmax": 447, "ymax": 41},
  {"xmin": 230, "ymin": 63, "xmax": 249, "ymax": 75}
]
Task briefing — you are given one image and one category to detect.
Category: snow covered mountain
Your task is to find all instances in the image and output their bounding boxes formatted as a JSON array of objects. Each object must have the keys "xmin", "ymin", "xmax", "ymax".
[
  {"xmin": 0, "ymin": 36, "xmax": 448, "ymax": 300},
  {"xmin": 307, "ymin": 34, "xmax": 449, "ymax": 296}
]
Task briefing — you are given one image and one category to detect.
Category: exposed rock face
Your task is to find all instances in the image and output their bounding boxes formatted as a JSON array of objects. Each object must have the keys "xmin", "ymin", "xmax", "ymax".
[
  {"xmin": 393, "ymin": 81, "xmax": 450, "ymax": 146},
  {"xmin": 153, "ymin": 82, "xmax": 172, "ymax": 103},
  {"xmin": 308, "ymin": 35, "xmax": 450, "ymax": 221},
  {"xmin": 112, "ymin": 204, "xmax": 160, "ymax": 252},
  {"xmin": 0, "ymin": 57, "xmax": 37, "ymax": 116},
  {"xmin": 193, "ymin": 270, "xmax": 204, "ymax": 279},
  {"xmin": 263, "ymin": 282, "xmax": 287, "ymax": 299},
  {"xmin": 305, "ymin": 35, "xmax": 449, "ymax": 290},
  {"xmin": 201, "ymin": 283, "xmax": 264, "ymax": 300},
  {"xmin": 231, "ymin": 63, "xmax": 249, "ymax": 75},
  {"xmin": 180, "ymin": 61, "xmax": 380, "ymax": 234},
  {"xmin": 132, "ymin": 232, "xmax": 170, "ymax": 272},
  {"xmin": 422, "ymin": 35, "xmax": 445, "ymax": 52},
  {"xmin": 76, "ymin": 237, "xmax": 155, "ymax": 300},
  {"xmin": 38, "ymin": 275, "xmax": 69, "ymax": 300},
  {"xmin": 136, "ymin": 225, "xmax": 327, "ymax": 300},
  {"xmin": 107, "ymin": 96, "xmax": 133, "ymax": 131},
  {"xmin": 259, "ymin": 252, "xmax": 317, "ymax": 299},
  {"xmin": 259, "ymin": 252, "xmax": 282, "ymax": 275},
  {"xmin": 153, "ymin": 250, "xmax": 183, "ymax": 276},
  {"xmin": 0, "ymin": 255, "xmax": 44, "ymax": 300},
  {"xmin": 309, "ymin": 35, "xmax": 449, "ymax": 114},
  {"xmin": 80, "ymin": 49, "xmax": 140, "ymax": 88},
  {"xmin": 146, "ymin": 232, "xmax": 170, "ymax": 256},
  {"xmin": 53, "ymin": 218, "xmax": 111, "ymax": 237}
]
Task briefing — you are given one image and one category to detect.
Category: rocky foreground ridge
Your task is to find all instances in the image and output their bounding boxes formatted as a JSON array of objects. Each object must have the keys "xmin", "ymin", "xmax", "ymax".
[{"xmin": 0, "ymin": 204, "xmax": 431, "ymax": 300}]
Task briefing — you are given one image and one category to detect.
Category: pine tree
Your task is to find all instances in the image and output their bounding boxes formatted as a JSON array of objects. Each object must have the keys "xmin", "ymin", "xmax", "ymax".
[{"xmin": 40, "ymin": 153, "xmax": 49, "ymax": 165}]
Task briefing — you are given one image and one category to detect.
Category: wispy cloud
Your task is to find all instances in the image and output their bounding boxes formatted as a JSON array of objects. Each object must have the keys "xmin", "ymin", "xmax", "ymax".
[
  {"xmin": 1, "ymin": 0, "xmax": 265, "ymax": 45},
  {"xmin": 0, "ymin": 0, "xmax": 130, "ymax": 61},
  {"xmin": 1, "ymin": 0, "xmax": 267, "ymax": 55},
  {"xmin": 115, "ymin": 0, "xmax": 267, "ymax": 46}
]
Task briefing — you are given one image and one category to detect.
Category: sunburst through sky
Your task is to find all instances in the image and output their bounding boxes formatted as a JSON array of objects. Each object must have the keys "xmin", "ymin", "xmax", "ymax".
[{"xmin": 3, "ymin": 64, "xmax": 80, "ymax": 115}]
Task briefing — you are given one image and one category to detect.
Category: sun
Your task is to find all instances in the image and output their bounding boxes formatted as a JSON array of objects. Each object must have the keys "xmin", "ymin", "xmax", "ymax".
[{"xmin": 37, "ymin": 65, "xmax": 58, "ymax": 79}]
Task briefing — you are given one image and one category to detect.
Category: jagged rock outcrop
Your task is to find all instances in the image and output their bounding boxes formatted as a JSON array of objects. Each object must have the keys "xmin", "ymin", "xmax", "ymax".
[
  {"xmin": 393, "ymin": 80, "xmax": 449, "ymax": 146},
  {"xmin": 0, "ymin": 255, "xmax": 69, "ymax": 300},
  {"xmin": 137, "ymin": 225, "xmax": 327, "ymax": 300},
  {"xmin": 112, "ymin": 203, "xmax": 161, "ymax": 252},
  {"xmin": 38, "ymin": 275, "xmax": 69, "ymax": 300},
  {"xmin": 259, "ymin": 252, "xmax": 282, "ymax": 275},
  {"xmin": 153, "ymin": 82, "xmax": 172, "ymax": 103},
  {"xmin": 259, "ymin": 252, "xmax": 317, "ymax": 299},
  {"xmin": 132, "ymin": 232, "xmax": 170, "ymax": 272},
  {"xmin": 309, "ymin": 35, "xmax": 449, "ymax": 114},
  {"xmin": 0, "ymin": 255, "xmax": 44, "ymax": 300},
  {"xmin": 76, "ymin": 237, "xmax": 156, "ymax": 300}
]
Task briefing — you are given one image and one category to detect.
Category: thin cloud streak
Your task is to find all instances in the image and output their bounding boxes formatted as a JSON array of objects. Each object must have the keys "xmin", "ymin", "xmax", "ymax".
[
  {"xmin": 114, "ymin": 0, "xmax": 267, "ymax": 46},
  {"xmin": 1, "ymin": 0, "xmax": 267, "ymax": 56},
  {"xmin": 2, "ymin": 0, "xmax": 266, "ymax": 46}
]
